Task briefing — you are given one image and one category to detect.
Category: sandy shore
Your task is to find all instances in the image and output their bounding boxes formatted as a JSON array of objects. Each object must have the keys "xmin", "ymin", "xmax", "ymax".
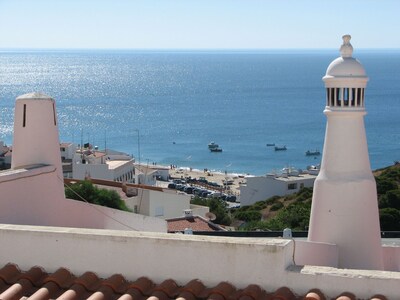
[{"xmin": 167, "ymin": 167, "xmax": 247, "ymax": 196}]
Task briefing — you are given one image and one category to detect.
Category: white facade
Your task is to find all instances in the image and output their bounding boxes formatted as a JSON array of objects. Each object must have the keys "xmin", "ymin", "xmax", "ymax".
[
  {"xmin": 124, "ymin": 188, "xmax": 192, "ymax": 219},
  {"xmin": 60, "ymin": 142, "xmax": 77, "ymax": 160},
  {"xmin": 308, "ymin": 36, "xmax": 383, "ymax": 270},
  {"xmin": 0, "ymin": 93, "xmax": 166, "ymax": 232},
  {"xmin": 73, "ymin": 156, "xmax": 135, "ymax": 183},
  {"xmin": 1, "ymin": 224, "xmax": 400, "ymax": 299},
  {"xmin": 0, "ymin": 141, "xmax": 11, "ymax": 167},
  {"xmin": 240, "ymin": 174, "xmax": 316, "ymax": 206},
  {"xmin": 135, "ymin": 164, "xmax": 163, "ymax": 185}
]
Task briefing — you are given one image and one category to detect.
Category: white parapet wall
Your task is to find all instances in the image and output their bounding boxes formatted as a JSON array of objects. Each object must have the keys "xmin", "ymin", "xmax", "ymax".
[
  {"xmin": 0, "ymin": 165, "xmax": 166, "ymax": 232},
  {"xmin": 0, "ymin": 224, "xmax": 399, "ymax": 299}
]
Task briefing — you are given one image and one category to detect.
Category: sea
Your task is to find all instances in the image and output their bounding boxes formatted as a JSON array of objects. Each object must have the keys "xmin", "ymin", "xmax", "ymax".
[{"xmin": 1, "ymin": 49, "xmax": 400, "ymax": 176}]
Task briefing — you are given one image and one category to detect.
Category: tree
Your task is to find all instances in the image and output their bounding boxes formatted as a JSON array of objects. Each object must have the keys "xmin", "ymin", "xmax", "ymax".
[
  {"xmin": 379, "ymin": 208, "xmax": 400, "ymax": 231},
  {"xmin": 65, "ymin": 180, "xmax": 131, "ymax": 212},
  {"xmin": 191, "ymin": 196, "xmax": 231, "ymax": 225},
  {"xmin": 379, "ymin": 189, "xmax": 400, "ymax": 210}
]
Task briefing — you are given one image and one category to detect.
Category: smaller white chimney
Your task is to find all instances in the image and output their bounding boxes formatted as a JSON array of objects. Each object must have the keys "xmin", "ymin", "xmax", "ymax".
[{"xmin": 183, "ymin": 209, "xmax": 193, "ymax": 218}]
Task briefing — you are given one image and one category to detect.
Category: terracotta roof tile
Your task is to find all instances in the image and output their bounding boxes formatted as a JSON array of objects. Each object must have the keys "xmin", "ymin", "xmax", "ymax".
[
  {"xmin": 270, "ymin": 287, "xmax": 297, "ymax": 300},
  {"xmin": 167, "ymin": 216, "xmax": 225, "ymax": 232},
  {"xmin": 335, "ymin": 292, "xmax": 356, "ymax": 300},
  {"xmin": 370, "ymin": 296, "xmax": 388, "ymax": 300},
  {"xmin": 0, "ymin": 263, "xmax": 392, "ymax": 300},
  {"xmin": 0, "ymin": 263, "xmax": 21, "ymax": 283},
  {"xmin": 303, "ymin": 289, "xmax": 325, "ymax": 300},
  {"xmin": 207, "ymin": 281, "xmax": 236, "ymax": 300}
]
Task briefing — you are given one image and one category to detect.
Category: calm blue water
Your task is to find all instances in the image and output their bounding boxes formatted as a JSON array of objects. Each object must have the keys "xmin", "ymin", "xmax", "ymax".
[{"xmin": 1, "ymin": 49, "xmax": 400, "ymax": 175}]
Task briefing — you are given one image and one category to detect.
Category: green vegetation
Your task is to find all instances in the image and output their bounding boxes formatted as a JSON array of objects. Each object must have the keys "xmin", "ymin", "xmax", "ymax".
[
  {"xmin": 234, "ymin": 187, "xmax": 313, "ymax": 231},
  {"xmin": 191, "ymin": 196, "xmax": 232, "ymax": 225},
  {"xmin": 65, "ymin": 180, "xmax": 131, "ymax": 212},
  {"xmin": 376, "ymin": 166, "xmax": 400, "ymax": 230},
  {"xmin": 230, "ymin": 165, "xmax": 400, "ymax": 231}
]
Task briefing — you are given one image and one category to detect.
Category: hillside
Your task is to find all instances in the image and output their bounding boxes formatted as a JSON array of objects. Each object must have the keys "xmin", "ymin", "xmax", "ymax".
[{"xmin": 230, "ymin": 164, "xmax": 400, "ymax": 231}]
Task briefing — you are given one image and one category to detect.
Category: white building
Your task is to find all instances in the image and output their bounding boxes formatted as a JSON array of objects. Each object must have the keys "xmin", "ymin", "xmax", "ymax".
[
  {"xmin": 0, "ymin": 92, "xmax": 166, "ymax": 232},
  {"xmin": 60, "ymin": 142, "xmax": 77, "ymax": 160},
  {"xmin": 120, "ymin": 182, "xmax": 208, "ymax": 219},
  {"xmin": 240, "ymin": 173, "xmax": 316, "ymax": 206},
  {"xmin": 0, "ymin": 141, "xmax": 12, "ymax": 168},
  {"xmin": 73, "ymin": 150, "xmax": 136, "ymax": 183}
]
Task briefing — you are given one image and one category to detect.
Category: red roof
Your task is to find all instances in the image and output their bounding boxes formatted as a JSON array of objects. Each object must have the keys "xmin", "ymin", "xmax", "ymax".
[
  {"xmin": 0, "ymin": 263, "xmax": 388, "ymax": 300},
  {"xmin": 167, "ymin": 216, "xmax": 225, "ymax": 232}
]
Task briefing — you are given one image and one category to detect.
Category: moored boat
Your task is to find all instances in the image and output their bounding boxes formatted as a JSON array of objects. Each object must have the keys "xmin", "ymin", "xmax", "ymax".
[
  {"xmin": 208, "ymin": 141, "xmax": 222, "ymax": 152},
  {"xmin": 274, "ymin": 145, "xmax": 287, "ymax": 151},
  {"xmin": 208, "ymin": 142, "xmax": 219, "ymax": 150},
  {"xmin": 305, "ymin": 149, "xmax": 321, "ymax": 156}
]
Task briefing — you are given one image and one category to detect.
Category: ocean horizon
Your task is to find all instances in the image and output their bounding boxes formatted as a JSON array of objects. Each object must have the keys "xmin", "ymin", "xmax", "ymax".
[{"xmin": 1, "ymin": 49, "xmax": 400, "ymax": 175}]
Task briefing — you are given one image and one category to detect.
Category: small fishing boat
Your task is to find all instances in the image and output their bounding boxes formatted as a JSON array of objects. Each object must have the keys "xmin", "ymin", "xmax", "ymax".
[
  {"xmin": 208, "ymin": 142, "xmax": 219, "ymax": 149},
  {"xmin": 266, "ymin": 143, "xmax": 275, "ymax": 147},
  {"xmin": 274, "ymin": 145, "xmax": 287, "ymax": 151},
  {"xmin": 209, "ymin": 141, "xmax": 222, "ymax": 152},
  {"xmin": 305, "ymin": 149, "xmax": 321, "ymax": 156}
]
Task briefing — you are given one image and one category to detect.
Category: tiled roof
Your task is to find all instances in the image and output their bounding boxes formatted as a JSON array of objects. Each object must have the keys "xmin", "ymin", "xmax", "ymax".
[
  {"xmin": 60, "ymin": 142, "xmax": 73, "ymax": 148},
  {"xmin": 167, "ymin": 216, "xmax": 225, "ymax": 232},
  {"xmin": 0, "ymin": 263, "xmax": 388, "ymax": 300}
]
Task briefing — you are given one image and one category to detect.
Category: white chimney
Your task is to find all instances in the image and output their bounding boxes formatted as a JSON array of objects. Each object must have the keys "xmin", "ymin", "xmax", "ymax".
[{"xmin": 308, "ymin": 36, "xmax": 383, "ymax": 270}]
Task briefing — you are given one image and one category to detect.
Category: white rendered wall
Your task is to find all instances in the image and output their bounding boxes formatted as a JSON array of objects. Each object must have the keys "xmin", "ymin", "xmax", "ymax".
[
  {"xmin": 73, "ymin": 160, "xmax": 134, "ymax": 182},
  {"xmin": 0, "ymin": 166, "xmax": 166, "ymax": 232},
  {"xmin": 124, "ymin": 188, "xmax": 191, "ymax": 219},
  {"xmin": 12, "ymin": 93, "xmax": 64, "ymax": 196},
  {"xmin": 240, "ymin": 176, "xmax": 315, "ymax": 206},
  {"xmin": 190, "ymin": 204, "xmax": 209, "ymax": 218},
  {"xmin": 0, "ymin": 224, "xmax": 399, "ymax": 299},
  {"xmin": 308, "ymin": 109, "xmax": 383, "ymax": 270},
  {"xmin": 60, "ymin": 143, "xmax": 77, "ymax": 160},
  {"xmin": 148, "ymin": 189, "xmax": 190, "ymax": 219},
  {"xmin": 73, "ymin": 163, "xmax": 113, "ymax": 180}
]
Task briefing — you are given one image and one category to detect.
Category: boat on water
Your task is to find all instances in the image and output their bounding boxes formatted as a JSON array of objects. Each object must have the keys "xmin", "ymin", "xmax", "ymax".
[
  {"xmin": 274, "ymin": 145, "xmax": 287, "ymax": 151},
  {"xmin": 305, "ymin": 149, "xmax": 321, "ymax": 156},
  {"xmin": 208, "ymin": 141, "xmax": 222, "ymax": 152},
  {"xmin": 266, "ymin": 143, "xmax": 275, "ymax": 147},
  {"xmin": 208, "ymin": 142, "xmax": 219, "ymax": 149}
]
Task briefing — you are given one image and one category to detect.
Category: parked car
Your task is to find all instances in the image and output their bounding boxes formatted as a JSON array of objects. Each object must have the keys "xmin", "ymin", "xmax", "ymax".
[
  {"xmin": 200, "ymin": 191, "xmax": 211, "ymax": 198},
  {"xmin": 167, "ymin": 183, "xmax": 176, "ymax": 189},
  {"xmin": 184, "ymin": 186, "xmax": 194, "ymax": 194},
  {"xmin": 226, "ymin": 195, "xmax": 237, "ymax": 202}
]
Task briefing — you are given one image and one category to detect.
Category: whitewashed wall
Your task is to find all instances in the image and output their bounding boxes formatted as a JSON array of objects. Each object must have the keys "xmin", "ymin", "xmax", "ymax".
[
  {"xmin": 240, "ymin": 176, "xmax": 315, "ymax": 206},
  {"xmin": 0, "ymin": 166, "xmax": 166, "ymax": 232},
  {"xmin": 0, "ymin": 225, "xmax": 399, "ymax": 299}
]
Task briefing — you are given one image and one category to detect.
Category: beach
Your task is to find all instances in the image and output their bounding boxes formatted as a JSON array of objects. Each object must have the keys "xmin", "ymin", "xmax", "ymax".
[{"xmin": 159, "ymin": 166, "xmax": 245, "ymax": 196}]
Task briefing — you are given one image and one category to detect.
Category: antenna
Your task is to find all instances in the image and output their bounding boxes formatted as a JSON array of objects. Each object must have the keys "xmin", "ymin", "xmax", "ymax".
[{"xmin": 205, "ymin": 212, "xmax": 216, "ymax": 221}]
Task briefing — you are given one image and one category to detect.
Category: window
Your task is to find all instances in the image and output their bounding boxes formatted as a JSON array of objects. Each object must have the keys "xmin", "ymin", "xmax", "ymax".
[
  {"xmin": 52, "ymin": 102, "xmax": 57, "ymax": 125},
  {"xmin": 23, "ymin": 104, "xmax": 26, "ymax": 127},
  {"xmin": 288, "ymin": 183, "xmax": 297, "ymax": 190},
  {"xmin": 155, "ymin": 206, "xmax": 164, "ymax": 217}
]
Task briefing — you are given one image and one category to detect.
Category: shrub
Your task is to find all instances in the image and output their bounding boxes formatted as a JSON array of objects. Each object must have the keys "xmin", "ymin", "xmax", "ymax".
[
  {"xmin": 270, "ymin": 202, "xmax": 284, "ymax": 211},
  {"xmin": 380, "ymin": 208, "xmax": 400, "ymax": 231},
  {"xmin": 234, "ymin": 210, "xmax": 262, "ymax": 222},
  {"xmin": 379, "ymin": 189, "xmax": 400, "ymax": 210},
  {"xmin": 65, "ymin": 180, "xmax": 131, "ymax": 212},
  {"xmin": 266, "ymin": 196, "xmax": 281, "ymax": 205}
]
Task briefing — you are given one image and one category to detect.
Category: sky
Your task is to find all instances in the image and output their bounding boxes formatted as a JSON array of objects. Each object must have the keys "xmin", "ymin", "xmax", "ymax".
[{"xmin": 0, "ymin": 0, "xmax": 399, "ymax": 49}]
